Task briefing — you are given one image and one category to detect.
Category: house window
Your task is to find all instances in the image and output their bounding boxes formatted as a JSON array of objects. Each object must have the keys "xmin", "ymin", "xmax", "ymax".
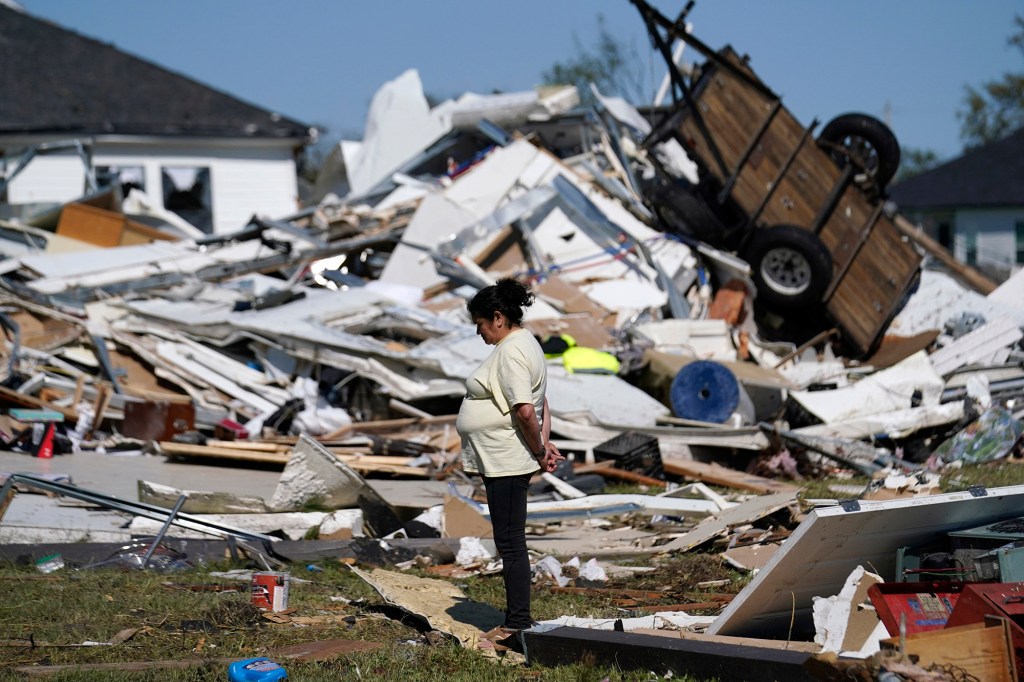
[
  {"xmin": 965, "ymin": 231, "xmax": 978, "ymax": 266},
  {"xmin": 937, "ymin": 221, "xmax": 952, "ymax": 249},
  {"xmin": 1017, "ymin": 221, "xmax": 1024, "ymax": 264},
  {"xmin": 161, "ymin": 166, "xmax": 213, "ymax": 233},
  {"xmin": 96, "ymin": 165, "xmax": 145, "ymax": 196}
]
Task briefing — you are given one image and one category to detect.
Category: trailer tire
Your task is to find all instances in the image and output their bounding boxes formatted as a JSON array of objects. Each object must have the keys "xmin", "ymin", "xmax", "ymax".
[
  {"xmin": 642, "ymin": 176, "xmax": 728, "ymax": 245},
  {"xmin": 744, "ymin": 225, "xmax": 832, "ymax": 309},
  {"xmin": 819, "ymin": 113, "xmax": 901, "ymax": 190}
]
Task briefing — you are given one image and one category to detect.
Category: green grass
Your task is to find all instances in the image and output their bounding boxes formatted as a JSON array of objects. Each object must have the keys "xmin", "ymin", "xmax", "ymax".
[
  {"xmin": 9, "ymin": 461, "xmax": 1020, "ymax": 680},
  {"xmin": 0, "ymin": 553, "xmax": 732, "ymax": 681}
]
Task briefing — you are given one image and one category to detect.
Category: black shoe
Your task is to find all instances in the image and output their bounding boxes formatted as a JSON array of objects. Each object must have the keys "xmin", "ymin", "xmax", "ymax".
[{"xmin": 501, "ymin": 619, "xmax": 539, "ymax": 632}]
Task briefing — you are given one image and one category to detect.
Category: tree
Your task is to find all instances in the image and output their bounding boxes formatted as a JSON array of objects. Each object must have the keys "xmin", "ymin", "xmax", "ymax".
[
  {"xmin": 541, "ymin": 15, "xmax": 650, "ymax": 105},
  {"xmin": 893, "ymin": 146, "xmax": 941, "ymax": 184},
  {"xmin": 957, "ymin": 15, "xmax": 1024, "ymax": 149}
]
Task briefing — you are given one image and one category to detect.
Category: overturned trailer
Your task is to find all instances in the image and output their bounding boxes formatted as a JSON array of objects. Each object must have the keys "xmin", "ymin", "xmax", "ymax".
[{"xmin": 632, "ymin": 0, "xmax": 923, "ymax": 358}]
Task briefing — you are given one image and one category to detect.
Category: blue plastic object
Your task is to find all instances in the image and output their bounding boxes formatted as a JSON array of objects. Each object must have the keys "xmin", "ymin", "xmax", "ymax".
[
  {"xmin": 669, "ymin": 360, "xmax": 740, "ymax": 424},
  {"xmin": 228, "ymin": 657, "xmax": 288, "ymax": 682}
]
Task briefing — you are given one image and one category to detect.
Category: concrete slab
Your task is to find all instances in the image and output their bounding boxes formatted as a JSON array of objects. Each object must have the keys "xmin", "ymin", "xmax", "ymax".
[{"xmin": 0, "ymin": 449, "xmax": 282, "ymax": 501}]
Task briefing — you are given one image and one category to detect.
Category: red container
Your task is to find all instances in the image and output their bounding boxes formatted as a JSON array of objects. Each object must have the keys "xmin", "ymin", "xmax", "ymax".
[
  {"xmin": 251, "ymin": 572, "xmax": 290, "ymax": 611},
  {"xmin": 867, "ymin": 581, "xmax": 965, "ymax": 636}
]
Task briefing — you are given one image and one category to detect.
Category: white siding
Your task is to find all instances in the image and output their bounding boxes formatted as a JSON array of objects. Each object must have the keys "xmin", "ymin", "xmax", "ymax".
[
  {"xmin": 6, "ymin": 153, "xmax": 87, "ymax": 204},
  {"xmin": 5, "ymin": 139, "xmax": 300, "ymax": 234},
  {"xmin": 954, "ymin": 207, "xmax": 1024, "ymax": 269}
]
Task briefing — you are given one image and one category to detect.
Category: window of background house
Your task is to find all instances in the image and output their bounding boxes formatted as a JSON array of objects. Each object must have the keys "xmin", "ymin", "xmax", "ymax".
[
  {"xmin": 965, "ymin": 231, "xmax": 978, "ymax": 266},
  {"xmin": 937, "ymin": 221, "xmax": 951, "ymax": 249},
  {"xmin": 96, "ymin": 165, "xmax": 145, "ymax": 197},
  {"xmin": 1016, "ymin": 221, "xmax": 1024, "ymax": 264},
  {"xmin": 161, "ymin": 166, "xmax": 212, "ymax": 233}
]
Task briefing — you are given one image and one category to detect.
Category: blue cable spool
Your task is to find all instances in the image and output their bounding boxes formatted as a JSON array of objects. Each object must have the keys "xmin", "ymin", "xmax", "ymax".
[{"xmin": 669, "ymin": 360, "xmax": 740, "ymax": 424}]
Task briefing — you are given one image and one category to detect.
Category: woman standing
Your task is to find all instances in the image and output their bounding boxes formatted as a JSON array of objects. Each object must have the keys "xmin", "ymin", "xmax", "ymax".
[{"xmin": 456, "ymin": 277, "xmax": 563, "ymax": 632}]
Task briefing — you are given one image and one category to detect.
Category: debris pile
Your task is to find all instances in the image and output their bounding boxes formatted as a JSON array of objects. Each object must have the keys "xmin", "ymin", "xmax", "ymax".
[{"xmin": 2, "ymin": 1, "xmax": 1024, "ymax": 678}]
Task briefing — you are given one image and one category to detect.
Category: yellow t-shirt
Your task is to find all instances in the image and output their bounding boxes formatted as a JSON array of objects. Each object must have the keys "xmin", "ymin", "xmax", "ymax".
[{"xmin": 456, "ymin": 328, "xmax": 546, "ymax": 476}]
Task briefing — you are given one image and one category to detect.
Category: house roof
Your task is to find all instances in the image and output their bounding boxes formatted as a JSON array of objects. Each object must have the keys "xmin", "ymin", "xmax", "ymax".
[
  {"xmin": 889, "ymin": 127, "xmax": 1024, "ymax": 210},
  {"xmin": 0, "ymin": 4, "xmax": 311, "ymax": 141}
]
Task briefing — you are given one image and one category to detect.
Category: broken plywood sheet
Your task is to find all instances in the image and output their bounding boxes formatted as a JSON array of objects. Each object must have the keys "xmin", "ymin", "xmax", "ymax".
[
  {"xmin": 721, "ymin": 542, "xmax": 781, "ymax": 572},
  {"xmin": 350, "ymin": 566, "xmax": 504, "ymax": 645},
  {"xmin": 442, "ymin": 495, "xmax": 492, "ymax": 539},
  {"xmin": 657, "ymin": 491, "xmax": 797, "ymax": 554},
  {"xmin": 708, "ymin": 484, "xmax": 1024, "ymax": 640}
]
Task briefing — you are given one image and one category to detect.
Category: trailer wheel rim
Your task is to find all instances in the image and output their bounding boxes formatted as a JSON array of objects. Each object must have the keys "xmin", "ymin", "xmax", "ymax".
[{"xmin": 760, "ymin": 246, "xmax": 812, "ymax": 295}]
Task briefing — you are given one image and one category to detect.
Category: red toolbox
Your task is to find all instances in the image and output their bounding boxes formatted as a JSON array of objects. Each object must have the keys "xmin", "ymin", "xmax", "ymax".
[{"xmin": 867, "ymin": 581, "xmax": 966, "ymax": 636}]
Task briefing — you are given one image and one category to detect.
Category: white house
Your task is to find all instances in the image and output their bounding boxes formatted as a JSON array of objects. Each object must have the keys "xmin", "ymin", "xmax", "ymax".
[
  {"xmin": 889, "ymin": 128, "xmax": 1024, "ymax": 282},
  {"xmin": 0, "ymin": 3, "xmax": 314, "ymax": 234}
]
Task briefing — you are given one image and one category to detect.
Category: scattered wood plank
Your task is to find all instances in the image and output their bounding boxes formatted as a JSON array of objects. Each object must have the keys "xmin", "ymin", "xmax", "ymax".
[
  {"xmin": 523, "ymin": 626, "xmax": 815, "ymax": 681},
  {"xmin": 880, "ymin": 620, "xmax": 1014, "ymax": 682},
  {"xmin": 157, "ymin": 441, "xmax": 431, "ymax": 477},
  {"xmin": 574, "ymin": 461, "xmax": 667, "ymax": 488},
  {"xmin": 661, "ymin": 459, "xmax": 800, "ymax": 495},
  {"xmin": 269, "ymin": 637, "xmax": 383, "ymax": 660},
  {"xmin": 657, "ymin": 491, "xmax": 799, "ymax": 554},
  {"xmin": 13, "ymin": 658, "xmax": 235, "ymax": 677},
  {"xmin": 0, "ymin": 384, "xmax": 77, "ymax": 420}
]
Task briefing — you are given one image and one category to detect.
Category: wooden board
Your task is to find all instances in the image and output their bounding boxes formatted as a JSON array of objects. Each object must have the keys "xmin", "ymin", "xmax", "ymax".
[
  {"xmin": 661, "ymin": 459, "xmax": 799, "ymax": 495},
  {"xmin": 158, "ymin": 441, "xmax": 431, "ymax": 477},
  {"xmin": 523, "ymin": 626, "xmax": 815, "ymax": 681},
  {"xmin": 880, "ymin": 621, "xmax": 1014, "ymax": 682}
]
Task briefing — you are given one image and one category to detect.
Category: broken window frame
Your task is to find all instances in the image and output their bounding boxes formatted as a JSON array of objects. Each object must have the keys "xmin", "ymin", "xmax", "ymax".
[
  {"xmin": 161, "ymin": 165, "xmax": 213, "ymax": 234},
  {"xmin": 96, "ymin": 164, "xmax": 146, "ymax": 196}
]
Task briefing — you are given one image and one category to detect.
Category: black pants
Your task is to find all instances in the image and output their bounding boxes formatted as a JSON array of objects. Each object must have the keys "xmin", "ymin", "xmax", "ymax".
[{"xmin": 483, "ymin": 472, "xmax": 533, "ymax": 628}]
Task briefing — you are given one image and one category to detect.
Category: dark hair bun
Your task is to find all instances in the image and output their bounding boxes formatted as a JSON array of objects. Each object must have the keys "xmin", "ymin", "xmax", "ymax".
[{"xmin": 496, "ymin": 277, "xmax": 534, "ymax": 309}]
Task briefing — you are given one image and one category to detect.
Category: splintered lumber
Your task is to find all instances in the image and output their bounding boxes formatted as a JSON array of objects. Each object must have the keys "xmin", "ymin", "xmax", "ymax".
[
  {"xmin": 880, "ymin": 621, "xmax": 1014, "ymax": 682},
  {"xmin": 893, "ymin": 214, "xmax": 997, "ymax": 295},
  {"xmin": 0, "ymin": 384, "xmax": 77, "ymax": 420},
  {"xmin": 661, "ymin": 459, "xmax": 800, "ymax": 495},
  {"xmin": 574, "ymin": 461, "xmax": 667, "ymax": 488},
  {"xmin": 322, "ymin": 414, "xmax": 458, "ymax": 440},
  {"xmin": 157, "ymin": 441, "xmax": 431, "ymax": 477}
]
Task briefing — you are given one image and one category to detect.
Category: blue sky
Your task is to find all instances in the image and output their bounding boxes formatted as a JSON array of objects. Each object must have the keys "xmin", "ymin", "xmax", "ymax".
[{"xmin": 20, "ymin": 0, "xmax": 1023, "ymax": 161}]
